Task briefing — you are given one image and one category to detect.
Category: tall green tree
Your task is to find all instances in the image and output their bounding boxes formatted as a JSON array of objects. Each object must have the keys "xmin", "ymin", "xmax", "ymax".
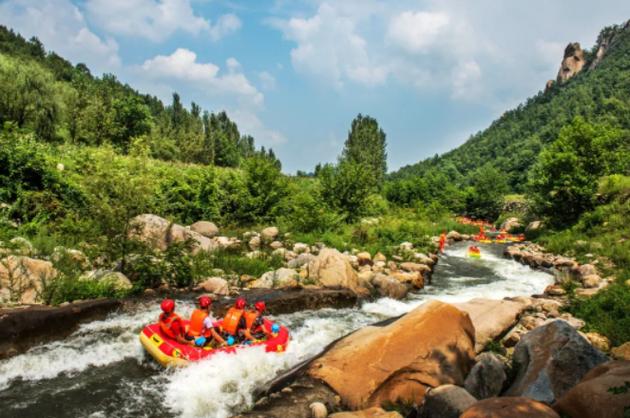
[
  {"xmin": 465, "ymin": 164, "xmax": 509, "ymax": 220},
  {"xmin": 528, "ymin": 117, "xmax": 629, "ymax": 226},
  {"xmin": 341, "ymin": 114, "xmax": 387, "ymax": 190}
]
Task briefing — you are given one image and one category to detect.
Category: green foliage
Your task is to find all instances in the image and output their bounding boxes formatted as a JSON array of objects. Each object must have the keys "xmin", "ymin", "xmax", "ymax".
[
  {"xmin": 279, "ymin": 185, "xmax": 344, "ymax": 233},
  {"xmin": 341, "ymin": 114, "xmax": 387, "ymax": 190},
  {"xmin": 194, "ymin": 249, "xmax": 284, "ymax": 278},
  {"xmin": 320, "ymin": 161, "xmax": 373, "ymax": 222},
  {"xmin": 569, "ymin": 281, "xmax": 630, "ymax": 346},
  {"xmin": 466, "ymin": 164, "xmax": 509, "ymax": 220},
  {"xmin": 528, "ymin": 118, "xmax": 629, "ymax": 227}
]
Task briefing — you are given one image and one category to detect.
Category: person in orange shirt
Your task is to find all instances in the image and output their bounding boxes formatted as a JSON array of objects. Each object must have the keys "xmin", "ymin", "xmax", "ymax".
[
  {"xmin": 187, "ymin": 295, "xmax": 226, "ymax": 347},
  {"xmin": 439, "ymin": 232, "xmax": 447, "ymax": 253}
]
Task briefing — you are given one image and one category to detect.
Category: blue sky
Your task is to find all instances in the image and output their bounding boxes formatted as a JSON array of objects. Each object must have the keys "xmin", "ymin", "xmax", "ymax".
[{"xmin": 1, "ymin": 0, "xmax": 630, "ymax": 173}]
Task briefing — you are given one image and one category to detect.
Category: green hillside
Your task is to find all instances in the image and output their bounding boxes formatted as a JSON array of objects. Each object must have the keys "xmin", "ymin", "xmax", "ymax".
[{"xmin": 390, "ymin": 21, "xmax": 630, "ymax": 194}]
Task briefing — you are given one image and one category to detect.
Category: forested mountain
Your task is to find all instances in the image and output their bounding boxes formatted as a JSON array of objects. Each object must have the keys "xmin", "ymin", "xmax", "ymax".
[
  {"xmin": 390, "ymin": 21, "xmax": 630, "ymax": 193},
  {"xmin": 0, "ymin": 25, "xmax": 278, "ymax": 168}
]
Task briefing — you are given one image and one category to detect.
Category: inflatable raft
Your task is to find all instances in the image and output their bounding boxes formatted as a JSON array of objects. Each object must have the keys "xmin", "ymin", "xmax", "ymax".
[
  {"xmin": 467, "ymin": 247, "xmax": 481, "ymax": 259},
  {"xmin": 139, "ymin": 318, "xmax": 290, "ymax": 367}
]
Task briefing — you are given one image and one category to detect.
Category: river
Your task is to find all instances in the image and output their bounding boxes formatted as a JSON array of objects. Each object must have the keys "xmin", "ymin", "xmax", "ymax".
[{"xmin": 0, "ymin": 243, "xmax": 553, "ymax": 418}]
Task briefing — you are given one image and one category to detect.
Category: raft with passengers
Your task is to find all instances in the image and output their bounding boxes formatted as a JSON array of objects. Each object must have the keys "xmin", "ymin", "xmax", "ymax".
[{"xmin": 140, "ymin": 296, "xmax": 290, "ymax": 367}]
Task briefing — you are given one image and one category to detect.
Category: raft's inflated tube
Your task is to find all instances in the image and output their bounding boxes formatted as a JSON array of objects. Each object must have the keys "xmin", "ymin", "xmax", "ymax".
[{"xmin": 139, "ymin": 319, "xmax": 290, "ymax": 367}]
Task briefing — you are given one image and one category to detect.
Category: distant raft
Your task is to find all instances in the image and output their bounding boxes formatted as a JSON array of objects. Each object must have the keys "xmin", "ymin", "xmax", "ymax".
[
  {"xmin": 467, "ymin": 246, "xmax": 481, "ymax": 259},
  {"xmin": 139, "ymin": 318, "xmax": 290, "ymax": 367}
]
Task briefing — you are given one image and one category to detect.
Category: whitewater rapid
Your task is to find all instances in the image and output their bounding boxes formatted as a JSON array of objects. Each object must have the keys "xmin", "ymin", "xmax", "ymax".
[{"xmin": 0, "ymin": 243, "xmax": 553, "ymax": 418}]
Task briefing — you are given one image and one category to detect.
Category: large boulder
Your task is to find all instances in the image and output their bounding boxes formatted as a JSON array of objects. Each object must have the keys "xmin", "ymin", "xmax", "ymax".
[
  {"xmin": 307, "ymin": 248, "xmax": 367, "ymax": 296},
  {"xmin": 250, "ymin": 268, "xmax": 299, "ymax": 289},
  {"xmin": 464, "ymin": 353, "xmax": 507, "ymax": 400},
  {"xmin": 195, "ymin": 277, "xmax": 229, "ymax": 295},
  {"xmin": 307, "ymin": 301, "xmax": 476, "ymax": 409},
  {"xmin": 98, "ymin": 272, "xmax": 132, "ymax": 291},
  {"xmin": 500, "ymin": 217, "xmax": 522, "ymax": 232},
  {"xmin": 129, "ymin": 214, "xmax": 216, "ymax": 253},
  {"xmin": 190, "ymin": 221, "xmax": 219, "ymax": 238},
  {"xmin": 418, "ymin": 384, "xmax": 477, "ymax": 418},
  {"xmin": 505, "ymin": 319, "xmax": 608, "ymax": 404},
  {"xmin": 0, "ymin": 256, "xmax": 56, "ymax": 304},
  {"xmin": 261, "ymin": 226, "xmax": 279, "ymax": 242},
  {"xmin": 455, "ymin": 298, "xmax": 528, "ymax": 352},
  {"xmin": 329, "ymin": 407, "xmax": 401, "ymax": 418},
  {"xmin": 553, "ymin": 361, "xmax": 630, "ymax": 418},
  {"xmin": 461, "ymin": 397, "xmax": 560, "ymax": 418},
  {"xmin": 372, "ymin": 274, "xmax": 408, "ymax": 300},
  {"xmin": 389, "ymin": 271, "xmax": 424, "ymax": 289}
]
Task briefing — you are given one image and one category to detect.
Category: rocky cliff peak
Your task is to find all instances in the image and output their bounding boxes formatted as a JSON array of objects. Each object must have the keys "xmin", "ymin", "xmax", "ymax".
[{"xmin": 556, "ymin": 42, "xmax": 585, "ymax": 83}]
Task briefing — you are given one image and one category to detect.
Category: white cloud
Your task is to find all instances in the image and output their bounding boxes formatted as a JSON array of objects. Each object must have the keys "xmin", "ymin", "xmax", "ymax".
[
  {"xmin": 258, "ymin": 71, "xmax": 277, "ymax": 90},
  {"xmin": 387, "ymin": 11, "xmax": 450, "ymax": 53},
  {"xmin": 230, "ymin": 109, "xmax": 287, "ymax": 146},
  {"xmin": 209, "ymin": 13, "xmax": 242, "ymax": 41},
  {"xmin": 451, "ymin": 60, "xmax": 482, "ymax": 99},
  {"xmin": 0, "ymin": 0, "xmax": 120, "ymax": 74},
  {"xmin": 276, "ymin": 2, "xmax": 389, "ymax": 87},
  {"xmin": 140, "ymin": 48, "xmax": 263, "ymax": 106},
  {"xmin": 84, "ymin": 0, "xmax": 241, "ymax": 42}
]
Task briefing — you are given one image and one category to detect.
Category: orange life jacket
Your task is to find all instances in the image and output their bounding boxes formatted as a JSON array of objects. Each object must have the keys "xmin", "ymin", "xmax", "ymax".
[
  {"xmin": 159, "ymin": 312, "xmax": 182, "ymax": 339},
  {"xmin": 187, "ymin": 309, "xmax": 208, "ymax": 337},
  {"xmin": 222, "ymin": 307, "xmax": 244, "ymax": 335},
  {"xmin": 244, "ymin": 310, "xmax": 260, "ymax": 330}
]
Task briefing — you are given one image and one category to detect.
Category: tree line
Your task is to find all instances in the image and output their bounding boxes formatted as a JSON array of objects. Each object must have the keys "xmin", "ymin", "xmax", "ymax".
[{"xmin": 0, "ymin": 25, "xmax": 279, "ymax": 168}]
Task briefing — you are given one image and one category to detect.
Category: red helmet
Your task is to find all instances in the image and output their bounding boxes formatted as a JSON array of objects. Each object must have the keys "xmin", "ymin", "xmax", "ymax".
[
  {"xmin": 254, "ymin": 301, "xmax": 266, "ymax": 313},
  {"xmin": 198, "ymin": 295, "xmax": 212, "ymax": 308},
  {"xmin": 234, "ymin": 297, "xmax": 246, "ymax": 310},
  {"xmin": 161, "ymin": 299, "xmax": 175, "ymax": 313}
]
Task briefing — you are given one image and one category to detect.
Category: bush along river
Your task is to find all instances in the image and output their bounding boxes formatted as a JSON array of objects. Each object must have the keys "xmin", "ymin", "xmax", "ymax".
[{"xmin": 0, "ymin": 243, "xmax": 554, "ymax": 418}]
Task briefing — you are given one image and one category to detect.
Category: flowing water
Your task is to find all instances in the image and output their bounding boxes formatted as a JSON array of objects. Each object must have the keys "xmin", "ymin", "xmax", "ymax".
[{"xmin": 0, "ymin": 243, "xmax": 553, "ymax": 418}]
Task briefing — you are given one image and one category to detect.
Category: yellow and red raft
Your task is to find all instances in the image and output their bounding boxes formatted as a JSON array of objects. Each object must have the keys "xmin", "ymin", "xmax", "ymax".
[{"xmin": 139, "ymin": 318, "xmax": 290, "ymax": 367}]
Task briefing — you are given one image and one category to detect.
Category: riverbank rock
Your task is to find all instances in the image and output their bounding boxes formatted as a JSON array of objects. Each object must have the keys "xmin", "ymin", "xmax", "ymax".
[
  {"xmin": 307, "ymin": 300, "xmax": 476, "ymax": 409},
  {"xmin": 611, "ymin": 342, "xmax": 630, "ymax": 360},
  {"xmin": 418, "ymin": 384, "xmax": 477, "ymax": 418},
  {"xmin": 399, "ymin": 262, "xmax": 431, "ymax": 274},
  {"xmin": 447, "ymin": 231, "xmax": 463, "ymax": 241},
  {"xmin": 553, "ymin": 361, "xmax": 630, "ymax": 418},
  {"xmin": 0, "ymin": 256, "xmax": 57, "ymax": 304},
  {"xmin": 372, "ymin": 274, "xmax": 408, "ymax": 299},
  {"xmin": 249, "ymin": 268, "xmax": 299, "ymax": 289},
  {"xmin": 329, "ymin": 407, "xmax": 402, "ymax": 418},
  {"xmin": 461, "ymin": 397, "xmax": 560, "ymax": 418},
  {"xmin": 129, "ymin": 214, "xmax": 216, "ymax": 253},
  {"xmin": 195, "ymin": 277, "xmax": 229, "ymax": 295},
  {"xmin": 584, "ymin": 332, "xmax": 611, "ymax": 352},
  {"xmin": 464, "ymin": 353, "xmax": 507, "ymax": 399},
  {"xmin": 500, "ymin": 217, "xmax": 521, "ymax": 232},
  {"xmin": 390, "ymin": 271, "xmax": 424, "ymax": 289},
  {"xmin": 455, "ymin": 298, "xmax": 528, "ymax": 352},
  {"xmin": 307, "ymin": 249, "xmax": 367, "ymax": 296},
  {"xmin": 98, "ymin": 271, "xmax": 132, "ymax": 291},
  {"xmin": 526, "ymin": 220, "xmax": 543, "ymax": 232},
  {"xmin": 261, "ymin": 226, "xmax": 279, "ymax": 242},
  {"xmin": 190, "ymin": 221, "xmax": 219, "ymax": 238},
  {"xmin": 505, "ymin": 319, "xmax": 608, "ymax": 403}
]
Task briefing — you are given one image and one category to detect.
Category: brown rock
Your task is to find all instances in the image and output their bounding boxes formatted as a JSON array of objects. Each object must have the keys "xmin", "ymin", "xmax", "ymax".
[
  {"xmin": 0, "ymin": 256, "xmax": 57, "ymax": 304},
  {"xmin": 461, "ymin": 397, "xmax": 560, "ymax": 418},
  {"xmin": 554, "ymin": 361, "xmax": 630, "ymax": 418},
  {"xmin": 307, "ymin": 301, "xmax": 476, "ymax": 409},
  {"xmin": 329, "ymin": 407, "xmax": 401, "ymax": 418},
  {"xmin": 261, "ymin": 226, "xmax": 279, "ymax": 241},
  {"xmin": 356, "ymin": 252, "xmax": 372, "ymax": 266},
  {"xmin": 455, "ymin": 298, "xmax": 528, "ymax": 352},
  {"xmin": 308, "ymin": 249, "xmax": 368, "ymax": 296},
  {"xmin": 545, "ymin": 285, "xmax": 566, "ymax": 297},
  {"xmin": 373, "ymin": 252, "xmax": 386, "ymax": 263},
  {"xmin": 556, "ymin": 42, "xmax": 585, "ymax": 83},
  {"xmin": 390, "ymin": 271, "xmax": 424, "ymax": 289},
  {"xmin": 611, "ymin": 342, "xmax": 630, "ymax": 360},
  {"xmin": 418, "ymin": 384, "xmax": 477, "ymax": 418},
  {"xmin": 129, "ymin": 214, "xmax": 216, "ymax": 253},
  {"xmin": 585, "ymin": 332, "xmax": 611, "ymax": 352},
  {"xmin": 500, "ymin": 217, "xmax": 521, "ymax": 232},
  {"xmin": 195, "ymin": 277, "xmax": 229, "ymax": 295},
  {"xmin": 372, "ymin": 274, "xmax": 408, "ymax": 299},
  {"xmin": 399, "ymin": 262, "xmax": 431, "ymax": 274},
  {"xmin": 581, "ymin": 274, "xmax": 601, "ymax": 289},
  {"xmin": 189, "ymin": 221, "xmax": 219, "ymax": 238}
]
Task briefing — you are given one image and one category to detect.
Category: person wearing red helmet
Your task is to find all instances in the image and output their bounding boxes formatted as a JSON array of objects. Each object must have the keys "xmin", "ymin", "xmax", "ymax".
[
  {"xmin": 186, "ymin": 295, "xmax": 226, "ymax": 347},
  {"xmin": 221, "ymin": 297, "xmax": 248, "ymax": 342},
  {"xmin": 240, "ymin": 300, "xmax": 270, "ymax": 342},
  {"xmin": 158, "ymin": 299, "xmax": 192, "ymax": 346}
]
